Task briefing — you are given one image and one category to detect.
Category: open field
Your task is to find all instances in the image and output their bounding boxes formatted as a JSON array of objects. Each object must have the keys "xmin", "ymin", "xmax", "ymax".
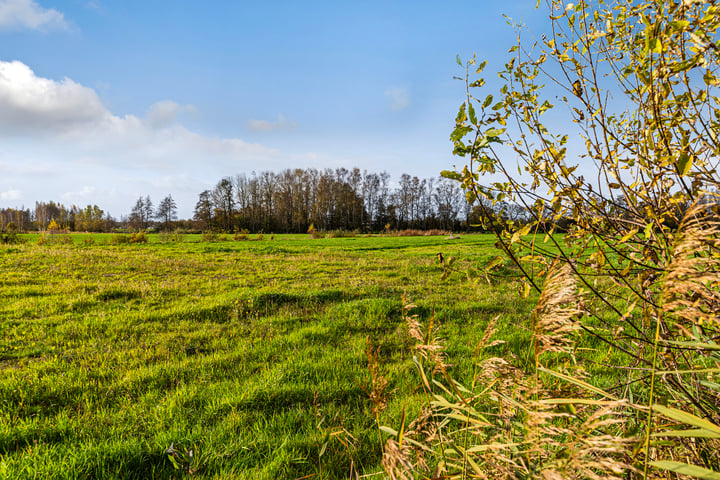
[{"xmin": 0, "ymin": 234, "xmax": 536, "ymax": 479}]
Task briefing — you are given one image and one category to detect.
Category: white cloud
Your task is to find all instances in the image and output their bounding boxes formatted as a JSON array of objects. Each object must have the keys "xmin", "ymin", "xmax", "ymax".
[
  {"xmin": 0, "ymin": 60, "xmax": 277, "ymax": 167},
  {"xmin": 0, "ymin": 60, "xmax": 324, "ymax": 217},
  {"xmin": 0, "ymin": 0, "xmax": 68, "ymax": 31},
  {"xmin": 0, "ymin": 189, "xmax": 21, "ymax": 200},
  {"xmin": 385, "ymin": 86, "xmax": 410, "ymax": 111},
  {"xmin": 145, "ymin": 100, "xmax": 196, "ymax": 129},
  {"xmin": 60, "ymin": 185, "xmax": 95, "ymax": 202},
  {"xmin": 248, "ymin": 113, "xmax": 297, "ymax": 132},
  {"xmin": 0, "ymin": 60, "xmax": 105, "ymax": 134}
]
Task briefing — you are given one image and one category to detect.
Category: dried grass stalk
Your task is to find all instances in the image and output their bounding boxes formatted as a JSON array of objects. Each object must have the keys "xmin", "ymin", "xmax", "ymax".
[
  {"xmin": 404, "ymin": 297, "xmax": 448, "ymax": 373},
  {"xmin": 664, "ymin": 199, "xmax": 720, "ymax": 328},
  {"xmin": 533, "ymin": 261, "xmax": 582, "ymax": 360}
]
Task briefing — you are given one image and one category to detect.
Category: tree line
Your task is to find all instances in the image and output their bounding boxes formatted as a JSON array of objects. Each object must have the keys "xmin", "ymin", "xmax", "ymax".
[
  {"xmin": 0, "ymin": 167, "xmax": 531, "ymax": 233},
  {"xmin": 193, "ymin": 168, "xmax": 472, "ymax": 233},
  {"xmin": 0, "ymin": 196, "xmax": 178, "ymax": 233}
]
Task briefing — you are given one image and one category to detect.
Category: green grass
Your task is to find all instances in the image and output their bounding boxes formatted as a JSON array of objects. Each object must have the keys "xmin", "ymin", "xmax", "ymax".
[{"xmin": 0, "ymin": 234, "xmax": 536, "ymax": 479}]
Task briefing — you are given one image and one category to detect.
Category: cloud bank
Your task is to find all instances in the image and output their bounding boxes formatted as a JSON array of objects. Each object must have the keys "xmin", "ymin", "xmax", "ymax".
[
  {"xmin": 0, "ymin": 59, "xmax": 284, "ymax": 216},
  {"xmin": 0, "ymin": 0, "xmax": 68, "ymax": 31},
  {"xmin": 0, "ymin": 59, "xmax": 276, "ymax": 164},
  {"xmin": 0, "ymin": 60, "xmax": 104, "ymax": 134},
  {"xmin": 248, "ymin": 113, "xmax": 297, "ymax": 132},
  {"xmin": 145, "ymin": 100, "xmax": 196, "ymax": 129}
]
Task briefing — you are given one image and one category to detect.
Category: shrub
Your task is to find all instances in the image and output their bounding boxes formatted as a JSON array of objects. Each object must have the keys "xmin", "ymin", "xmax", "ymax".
[
  {"xmin": 47, "ymin": 219, "xmax": 62, "ymax": 233},
  {"xmin": 0, "ymin": 232, "xmax": 24, "ymax": 244},
  {"xmin": 383, "ymin": 229, "xmax": 451, "ymax": 237},
  {"xmin": 233, "ymin": 229, "xmax": 249, "ymax": 241},
  {"xmin": 159, "ymin": 231, "xmax": 183, "ymax": 243},
  {"xmin": 37, "ymin": 233, "xmax": 73, "ymax": 245},
  {"xmin": 386, "ymin": 1, "xmax": 720, "ymax": 478},
  {"xmin": 111, "ymin": 234, "xmax": 130, "ymax": 245},
  {"xmin": 128, "ymin": 232, "xmax": 147, "ymax": 244},
  {"xmin": 201, "ymin": 231, "xmax": 219, "ymax": 242},
  {"xmin": 325, "ymin": 230, "xmax": 356, "ymax": 238}
]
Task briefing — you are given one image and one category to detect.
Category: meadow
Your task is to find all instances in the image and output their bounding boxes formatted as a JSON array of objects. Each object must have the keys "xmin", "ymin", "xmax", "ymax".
[{"xmin": 0, "ymin": 233, "xmax": 535, "ymax": 479}]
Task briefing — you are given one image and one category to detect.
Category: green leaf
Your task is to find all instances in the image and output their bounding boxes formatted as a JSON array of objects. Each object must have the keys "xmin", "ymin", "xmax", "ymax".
[
  {"xmin": 648, "ymin": 37, "xmax": 662, "ymax": 54},
  {"xmin": 468, "ymin": 102, "xmax": 477, "ymax": 125},
  {"xmin": 456, "ymin": 103, "xmax": 467, "ymax": 124},
  {"xmin": 653, "ymin": 404, "xmax": 720, "ymax": 437},
  {"xmin": 652, "ymin": 428, "xmax": 720, "ymax": 439},
  {"xmin": 650, "ymin": 461, "xmax": 720, "ymax": 479},
  {"xmin": 483, "ymin": 95, "xmax": 494, "ymax": 108},
  {"xmin": 456, "ymin": 54, "xmax": 462, "ymax": 66},
  {"xmin": 485, "ymin": 128, "xmax": 505, "ymax": 138},
  {"xmin": 644, "ymin": 222, "xmax": 653, "ymax": 240},
  {"xmin": 450, "ymin": 126, "xmax": 473, "ymax": 142},
  {"xmin": 538, "ymin": 100, "xmax": 553, "ymax": 114},
  {"xmin": 659, "ymin": 339, "xmax": 720, "ymax": 351},
  {"xmin": 441, "ymin": 170, "xmax": 462, "ymax": 181},
  {"xmin": 486, "ymin": 255, "xmax": 504, "ymax": 271},
  {"xmin": 670, "ymin": 20, "xmax": 690, "ymax": 31},
  {"xmin": 677, "ymin": 152, "xmax": 693, "ymax": 176},
  {"xmin": 704, "ymin": 70, "xmax": 717, "ymax": 86}
]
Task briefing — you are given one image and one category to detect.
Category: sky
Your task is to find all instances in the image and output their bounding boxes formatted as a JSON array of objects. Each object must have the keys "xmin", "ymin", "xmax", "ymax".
[{"xmin": 0, "ymin": 0, "xmax": 547, "ymax": 219}]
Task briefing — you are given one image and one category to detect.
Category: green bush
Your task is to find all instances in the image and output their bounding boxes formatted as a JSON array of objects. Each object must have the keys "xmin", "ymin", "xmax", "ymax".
[
  {"xmin": 111, "ymin": 234, "xmax": 130, "ymax": 245},
  {"xmin": 0, "ymin": 232, "xmax": 25, "ymax": 244},
  {"xmin": 128, "ymin": 232, "xmax": 148, "ymax": 244}
]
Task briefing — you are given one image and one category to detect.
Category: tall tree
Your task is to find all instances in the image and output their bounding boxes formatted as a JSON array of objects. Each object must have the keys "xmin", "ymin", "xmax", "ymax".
[
  {"xmin": 212, "ymin": 177, "xmax": 235, "ymax": 231},
  {"xmin": 155, "ymin": 194, "xmax": 177, "ymax": 231},
  {"xmin": 75, "ymin": 205, "xmax": 106, "ymax": 232},
  {"xmin": 128, "ymin": 197, "xmax": 147, "ymax": 230},
  {"xmin": 435, "ymin": 177, "xmax": 463, "ymax": 230},
  {"xmin": 143, "ymin": 196, "xmax": 154, "ymax": 228},
  {"xmin": 193, "ymin": 190, "xmax": 213, "ymax": 230}
]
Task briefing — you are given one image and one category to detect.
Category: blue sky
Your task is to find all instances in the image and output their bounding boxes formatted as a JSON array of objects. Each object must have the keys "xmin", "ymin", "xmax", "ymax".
[{"xmin": 0, "ymin": 0, "xmax": 544, "ymax": 218}]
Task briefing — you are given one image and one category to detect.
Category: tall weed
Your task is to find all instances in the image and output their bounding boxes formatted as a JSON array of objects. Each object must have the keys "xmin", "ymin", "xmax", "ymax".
[{"xmin": 384, "ymin": 202, "xmax": 720, "ymax": 478}]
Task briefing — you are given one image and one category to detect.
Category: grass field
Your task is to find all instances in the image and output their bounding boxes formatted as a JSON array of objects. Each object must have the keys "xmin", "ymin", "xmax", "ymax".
[{"xmin": 0, "ymin": 233, "xmax": 536, "ymax": 479}]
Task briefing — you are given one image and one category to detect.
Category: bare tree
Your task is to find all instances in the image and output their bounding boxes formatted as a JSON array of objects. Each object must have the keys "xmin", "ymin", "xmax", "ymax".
[{"xmin": 155, "ymin": 195, "xmax": 177, "ymax": 231}]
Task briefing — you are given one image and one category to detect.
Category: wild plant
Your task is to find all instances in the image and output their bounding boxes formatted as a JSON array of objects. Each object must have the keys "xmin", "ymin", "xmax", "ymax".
[
  {"xmin": 128, "ymin": 232, "xmax": 148, "ymax": 244},
  {"xmin": 111, "ymin": 233, "xmax": 130, "ymax": 245},
  {"xmin": 387, "ymin": 1, "xmax": 720, "ymax": 476},
  {"xmin": 201, "ymin": 231, "xmax": 219, "ymax": 242},
  {"xmin": 361, "ymin": 337, "xmax": 390, "ymax": 429},
  {"xmin": 384, "ymin": 271, "xmax": 637, "ymax": 479},
  {"xmin": 159, "ymin": 230, "xmax": 184, "ymax": 243},
  {"xmin": 0, "ymin": 231, "xmax": 24, "ymax": 244},
  {"xmin": 233, "ymin": 228, "xmax": 249, "ymax": 241}
]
